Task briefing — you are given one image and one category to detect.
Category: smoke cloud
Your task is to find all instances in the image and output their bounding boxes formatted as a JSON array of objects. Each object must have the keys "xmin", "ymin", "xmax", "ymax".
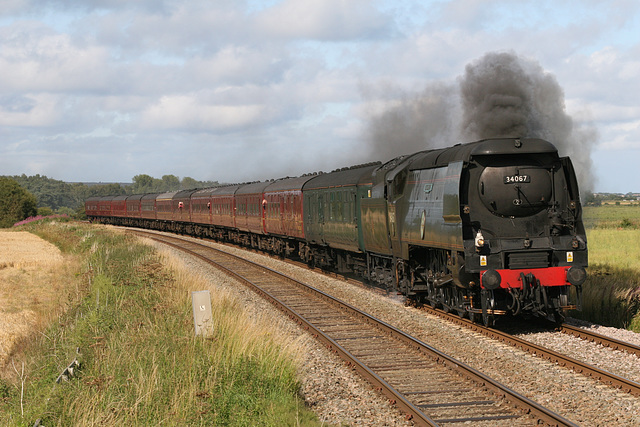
[
  {"xmin": 363, "ymin": 82, "xmax": 459, "ymax": 161},
  {"xmin": 365, "ymin": 51, "xmax": 596, "ymax": 192}
]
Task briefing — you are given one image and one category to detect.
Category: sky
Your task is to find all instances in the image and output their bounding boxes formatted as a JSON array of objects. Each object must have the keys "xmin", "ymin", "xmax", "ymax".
[{"xmin": 1, "ymin": 0, "xmax": 639, "ymax": 194}]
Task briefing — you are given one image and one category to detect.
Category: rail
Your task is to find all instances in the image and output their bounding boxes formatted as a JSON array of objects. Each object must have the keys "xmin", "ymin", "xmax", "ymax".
[
  {"xmin": 559, "ymin": 324, "xmax": 640, "ymax": 358},
  {"xmin": 421, "ymin": 305, "xmax": 640, "ymax": 397}
]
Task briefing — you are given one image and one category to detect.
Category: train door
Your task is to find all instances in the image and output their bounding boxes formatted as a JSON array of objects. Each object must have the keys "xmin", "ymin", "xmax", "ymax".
[
  {"xmin": 305, "ymin": 192, "xmax": 325, "ymax": 244},
  {"xmin": 386, "ymin": 164, "xmax": 409, "ymax": 259},
  {"xmin": 261, "ymin": 196, "xmax": 267, "ymax": 234},
  {"xmin": 317, "ymin": 193, "xmax": 325, "ymax": 243}
]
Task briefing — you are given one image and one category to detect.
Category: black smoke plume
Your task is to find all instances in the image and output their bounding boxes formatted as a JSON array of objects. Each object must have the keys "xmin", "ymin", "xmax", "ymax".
[
  {"xmin": 364, "ymin": 82, "xmax": 459, "ymax": 160},
  {"xmin": 365, "ymin": 51, "xmax": 596, "ymax": 192}
]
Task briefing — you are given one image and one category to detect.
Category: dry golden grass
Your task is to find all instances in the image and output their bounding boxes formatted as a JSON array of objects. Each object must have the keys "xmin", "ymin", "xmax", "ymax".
[
  {"xmin": 155, "ymin": 246, "xmax": 308, "ymax": 366},
  {"xmin": 0, "ymin": 231, "xmax": 76, "ymax": 366}
]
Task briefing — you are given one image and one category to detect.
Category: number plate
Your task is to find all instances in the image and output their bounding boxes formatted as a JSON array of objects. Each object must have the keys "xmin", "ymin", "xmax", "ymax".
[{"xmin": 503, "ymin": 175, "xmax": 530, "ymax": 184}]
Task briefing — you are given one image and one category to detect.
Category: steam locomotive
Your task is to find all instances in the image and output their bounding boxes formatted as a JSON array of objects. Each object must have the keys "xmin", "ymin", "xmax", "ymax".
[{"xmin": 86, "ymin": 137, "xmax": 587, "ymax": 325}]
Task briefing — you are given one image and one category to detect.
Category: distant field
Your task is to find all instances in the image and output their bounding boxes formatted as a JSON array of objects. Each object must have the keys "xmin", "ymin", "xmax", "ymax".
[{"xmin": 583, "ymin": 203, "xmax": 640, "ymax": 229}]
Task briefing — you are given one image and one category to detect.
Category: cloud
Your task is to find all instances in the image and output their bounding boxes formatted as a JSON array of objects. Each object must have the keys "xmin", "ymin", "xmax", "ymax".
[
  {"xmin": 183, "ymin": 47, "xmax": 291, "ymax": 87},
  {"xmin": 139, "ymin": 95, "xmax": 270, "ymax": 132},
  {"xmin": 96, "ymin": 3, "xmax": 247, "ymax": 56},
  {"xmin": 599, "ymin": 119, "xmax": 640, "ymax": 150},
  {"xmin": 0, "ymin": 21, "xmax": 112, "ymax": 93},
  {"xmin": 0, "ymin": 93, "xmax": 61, "ymax": 127},
  {"xmin": 255, "ymin": 0, "xmax": 392, "ymax": 41}
]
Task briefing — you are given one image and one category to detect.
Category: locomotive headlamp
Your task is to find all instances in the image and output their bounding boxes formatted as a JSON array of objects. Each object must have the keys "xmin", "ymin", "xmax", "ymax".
[
  {"xmin": 482, "ymin": 270, "xmax": 501, "ymax": 290},
  {"xmin": 567, "ymin": 267, "xmax": 587, "ymax": 286},
  {"xmin": 475, "ymin": 230, "xmax": 485, "ymax": 248},
  {"xmin": 571, "ymin": 238, "xmax": 580, "ymax": 249}
]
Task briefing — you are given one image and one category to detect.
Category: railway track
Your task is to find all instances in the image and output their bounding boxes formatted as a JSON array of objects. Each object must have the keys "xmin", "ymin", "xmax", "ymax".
[
  {"xmin": 233, "ymin": 230, "xmax": 640, "ymax": 395},
  {"xmin": 422, "ymin": 306, "xmax": 640, "ymax": 397},
  {"xmin": 131, "ymin": 230, "xmax": 576, "ymax": 426},
  {"xmin": 559, "ymin": 323, "xmax": 640, "ymax": 357}
]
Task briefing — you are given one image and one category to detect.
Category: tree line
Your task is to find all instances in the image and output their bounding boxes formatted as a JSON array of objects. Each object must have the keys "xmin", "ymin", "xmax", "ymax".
[{"xmin": 0, "ymin": 174, "xmax": 219, "ymax": 227}]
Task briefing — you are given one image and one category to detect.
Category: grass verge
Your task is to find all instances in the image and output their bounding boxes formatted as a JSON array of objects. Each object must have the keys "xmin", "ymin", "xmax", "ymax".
[
  {"xmin": 572, "ymin": 228, "xmax": 640, "ymax": 331},
  {"xmin": 0, "ymin": 220, "xmax": 318, "ymax": 426},
  {"xmin": 578, "ymin": 205, "xmax": 640, "ymax": 330}
]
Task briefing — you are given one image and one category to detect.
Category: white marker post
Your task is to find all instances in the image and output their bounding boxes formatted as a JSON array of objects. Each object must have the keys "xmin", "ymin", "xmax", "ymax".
[{"xmin": 192, "ymin": 290, "xmax": 213, "ymax": 337}]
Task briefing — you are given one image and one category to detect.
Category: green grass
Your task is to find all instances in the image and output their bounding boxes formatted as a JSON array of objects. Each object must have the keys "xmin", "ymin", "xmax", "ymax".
[
  {"xmin": 573, "ymin": 204, "xmax": 640, "ymax": 330},
  {"xmin": 583, "ymin": 204, "xmax": 640, "ymax": 229},
  {"xmin": 0, "ymin": 221, "xmax": 319, "ymax": 426},
  {"xmin": 575, "ymin": 229, "xmax": 640, "ymax": 329}
]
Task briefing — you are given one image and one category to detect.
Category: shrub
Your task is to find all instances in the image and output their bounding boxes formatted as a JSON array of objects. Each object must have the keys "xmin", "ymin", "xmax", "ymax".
[
  {"xmin": 37, "ymin": 206, "xmax": 54, "ymax": 217},
  {"xmin": 0, "ymin": 177, "xmax": 38, "ymax": 228}
]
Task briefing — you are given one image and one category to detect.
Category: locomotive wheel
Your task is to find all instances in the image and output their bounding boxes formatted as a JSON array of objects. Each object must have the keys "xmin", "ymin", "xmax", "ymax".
[
  {"xmin": 453, "ymin": 289, "xmax": 467, "ymax": 318},
  {"xmin": 428, "ymin": 296, "xmax": 437, "ymax": 308},
  {"xmin": 469, "ymin": 311, "xmax": 482, "ymax": 323},
  {"xmin": 442, "ymin": 288, "xmax": 453, "ymax": 313},
  {"xmin": 482, "ymin": 310, "xmax": 495, "ymax": 327},
  {"xmin": 481, "ymin": 289, "xmax": 496, "ymax": 327},
  {"xmin": 551, "ymin": 311, "xmax": 564, "ymax": 326},
  {"xmin": 425, "ymin": 280, "xmax": 438, "ymax": 308}
]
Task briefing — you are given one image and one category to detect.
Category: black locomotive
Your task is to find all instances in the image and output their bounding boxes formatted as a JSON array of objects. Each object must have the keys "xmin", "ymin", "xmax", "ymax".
[{"xmin": 363, "ymin": 137, "xmax": 587, "ymax": 325}]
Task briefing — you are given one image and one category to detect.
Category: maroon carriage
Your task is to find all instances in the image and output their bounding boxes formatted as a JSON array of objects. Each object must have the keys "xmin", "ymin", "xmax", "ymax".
[
  {"xmin": 235, "ymin": 181, "xmax": 271, "ymax": 235},
  {"xmin": 172, "ymin": 189, "xmax": 197, "ymax": 223},
  {"xmin": 111, "ymin": 195, "xmax": 128, "ymax": 218},
  {"xmin": 263, "ymin": 176, "xmax": 314, "ymax": 239},
  {"xmin": 156, "ymin": 191, "xmax": 179, "ymax": 222},
  {"xmin": 97, "ymin": 196, "xmax": 113, "ymax": 218},
  {"xmin": 85, "ymin": 196, "xmax": 101, "ymax": 218},
  {"xmin": 191, "ymin": 187, "xmax": 217, "ymax": 225},
  {"xmin": 125, "ymin": 194, "xmax": 144, "ymax": 220},
  {"xmin": 210, "ymin": 185, "xmax": 240, "ymax": 229},
  {"xmin": 141, "ymin": 193, "xmax": 160, "ymax": 220}
]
